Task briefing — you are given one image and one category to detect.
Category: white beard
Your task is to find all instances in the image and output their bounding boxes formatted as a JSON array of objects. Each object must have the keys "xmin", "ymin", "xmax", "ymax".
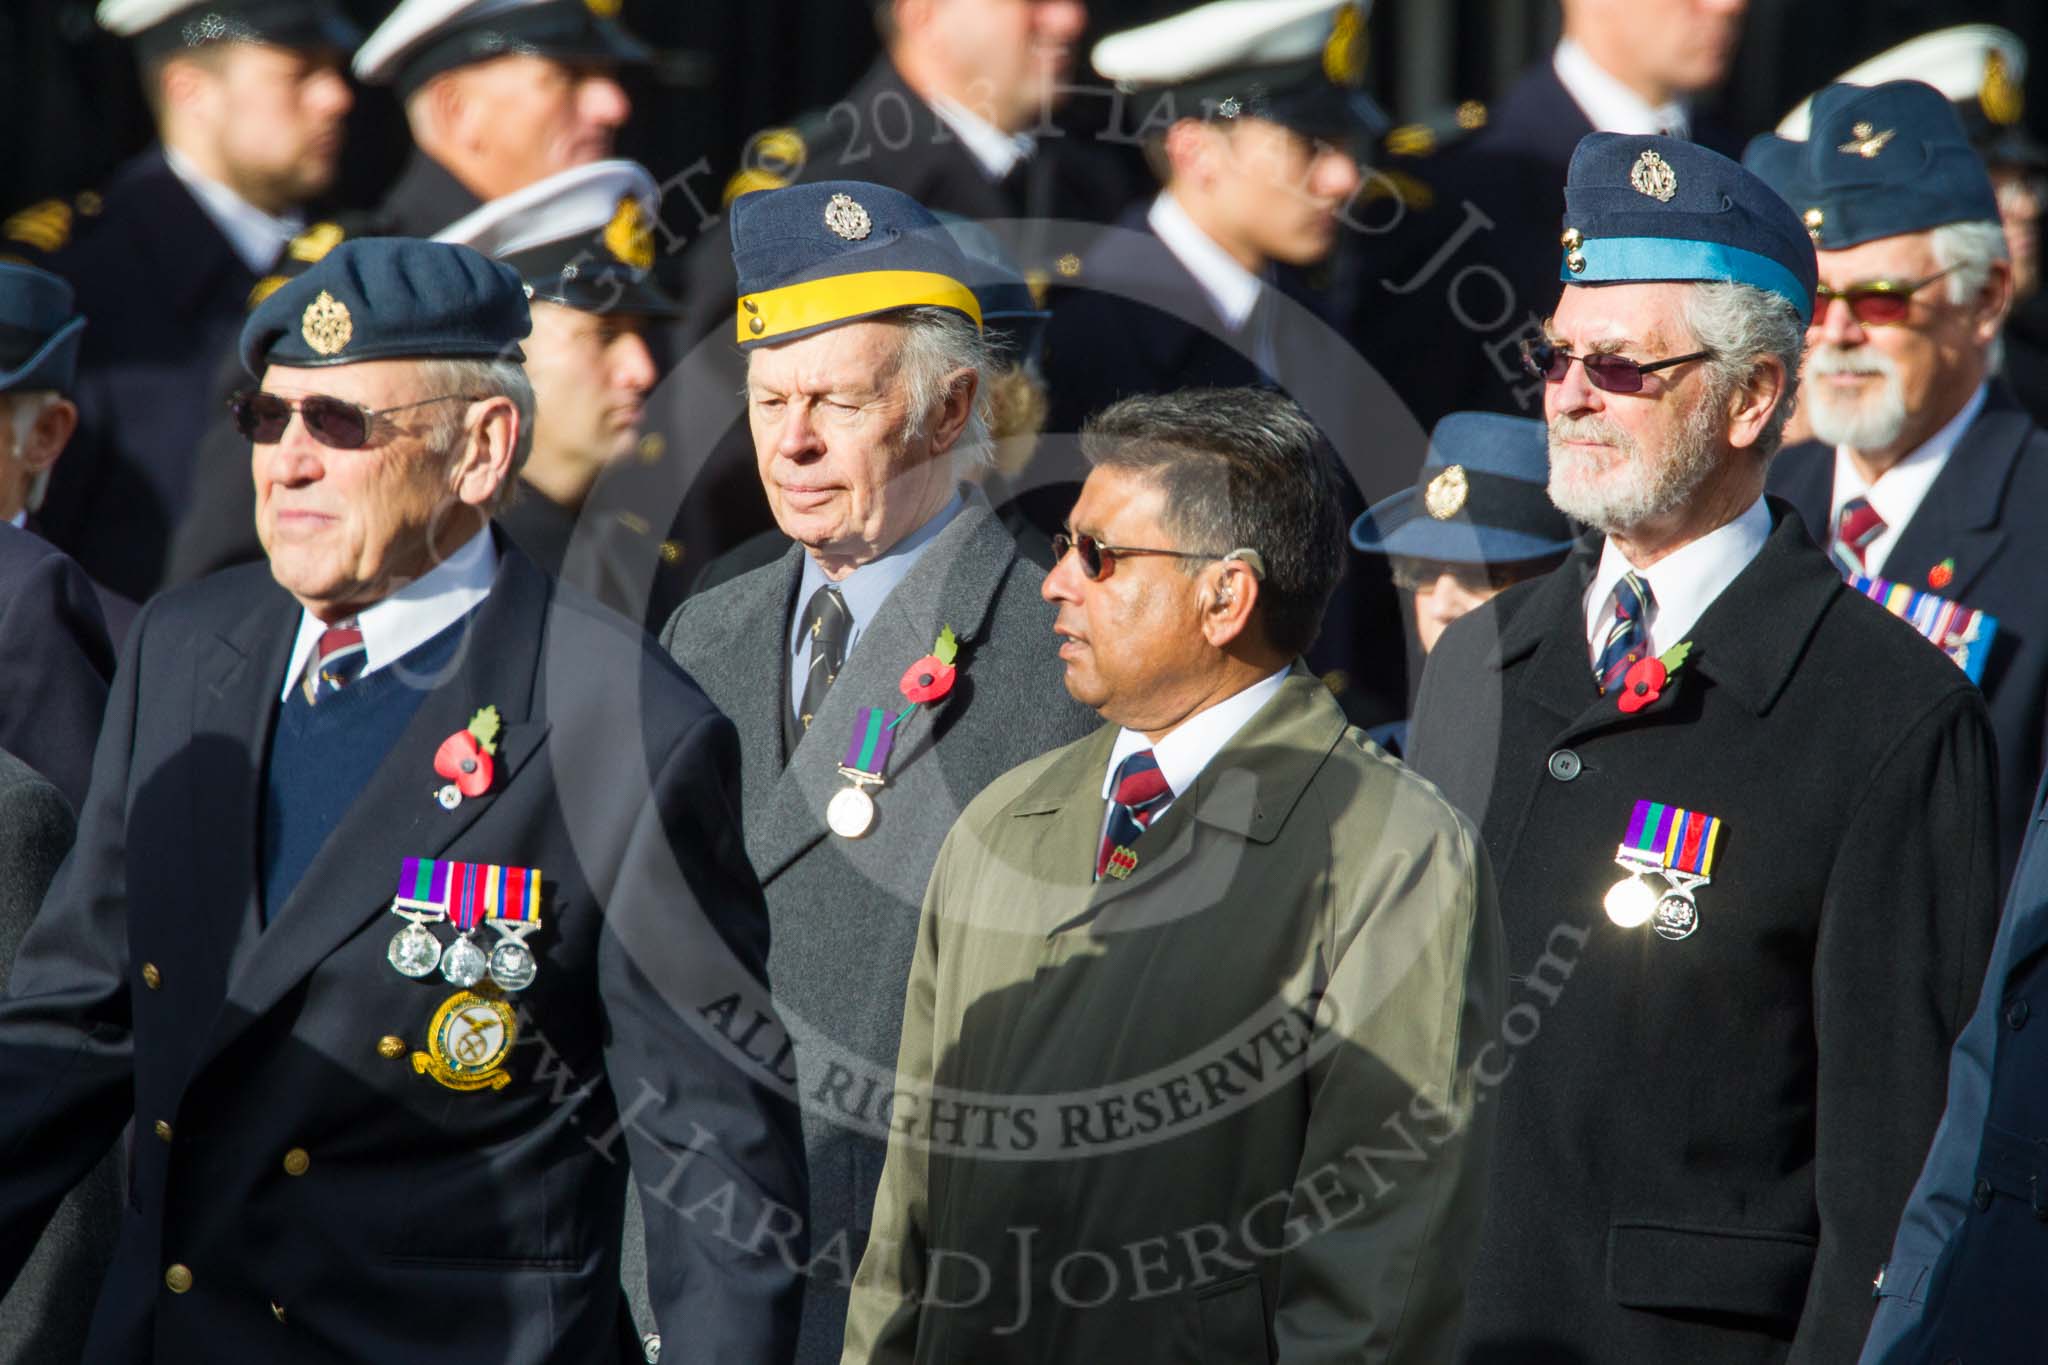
[
  {"xmin": 1546, "ymin": 395, "xmax": 1724, "ymax": 534},
  {"xmin": 1804, "ymin": 344, "xmax": 1909, "ymax": 451}
]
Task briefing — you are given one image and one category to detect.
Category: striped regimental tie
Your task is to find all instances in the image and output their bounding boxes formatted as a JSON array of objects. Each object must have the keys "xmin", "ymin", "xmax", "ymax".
[
  {"xmin": 1593, "ymin": 573, "xmax": 1654, "ymax": 696},
  {"xmin": 787, "ymin": 585, "xmax": 852, "ymax": 753},
  {"xmin": 1831, "ymin": 496, "xmax": 1886, "ymax": 575},
  {"xmin": 1097, "ymin": 749, "xmax": 1173, "ymax": 881},
  {"xmin": 303, "ymin": 621, "xmax": 366, "ymax": 704}
]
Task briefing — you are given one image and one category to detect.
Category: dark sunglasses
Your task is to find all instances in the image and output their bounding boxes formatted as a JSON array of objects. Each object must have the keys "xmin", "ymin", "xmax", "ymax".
[
  {"xmin": 1052, "ymin": 532, "xmax": 1264, "ymax": 582},
  {"xmin": 228, "ymin": 390, "xmax": 482, "ymax": 449},
  {"xmin": 1812, "ymin": 266, "xmax": 1958, "ymax": 327},
  {"xmin": 1520, "ymin": 338, "xmax": 1713, "ymax": 395}
]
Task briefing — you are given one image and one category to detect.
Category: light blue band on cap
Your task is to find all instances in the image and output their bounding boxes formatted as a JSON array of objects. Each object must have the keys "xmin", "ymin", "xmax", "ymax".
[{"xmin": 1561, "ymin": 237, "xmax": 1812, "ymax": 323}]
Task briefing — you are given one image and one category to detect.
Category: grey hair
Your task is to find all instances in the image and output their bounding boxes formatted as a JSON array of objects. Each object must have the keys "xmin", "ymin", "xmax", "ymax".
[
  {"xmin": 1081, "ymin": 387, "xmax": 1344, "ymax": 657},
  {"xmin": 412, "ymin": 357, "xmax": 536, "ymax": 514},
  {"xmin": 1930, "ymin": 219, "xmax": 2011, "ymax": 303},
  {"xmin": 6, "ymin": 391, "xmax": 58, "ymax": 512},
  {"xmin": 1681, "ymin": 281, "xmax": 1807, "ymax": 461},
  {"xmin": 894, "ymin": 307, "xmax": 994, "ymax": 468}
]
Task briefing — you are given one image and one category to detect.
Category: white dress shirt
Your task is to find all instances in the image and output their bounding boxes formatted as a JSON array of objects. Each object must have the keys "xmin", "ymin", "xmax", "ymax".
[
  {"xmin": 1828, "ymin": 382, "xmax": 1987, "ymax": 578},
  {"xmin": 280, "ymin": 528, "xmax": 498, "ymax": 701},
  {"xmin": 163, "ymin": 144, "xmax": 303, "ymax": 274},
  {"xmin": 1582, "ymin": 496, "xmax": 1771, "ymax": 668},
  {"xmin": 1147, "ymin": 191, "xmax": 1264, "ymax": 331},
  {"xmin": 1553, "ymin": 38, "xmax": 1690, "ymax": 138},
  {"xmin": 1101, "ymin": 667, "xmax": 1291, "ymax": 828},
  {"xmin": 929, "ymin": 95, "xmax": 1036, "ymax": 181}
]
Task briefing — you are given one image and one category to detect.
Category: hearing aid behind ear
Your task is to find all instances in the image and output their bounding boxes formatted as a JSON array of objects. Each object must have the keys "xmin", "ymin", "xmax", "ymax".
[{"xmin": 1222, "ymin": 548, "xmax": 1266, "ymax": 579}]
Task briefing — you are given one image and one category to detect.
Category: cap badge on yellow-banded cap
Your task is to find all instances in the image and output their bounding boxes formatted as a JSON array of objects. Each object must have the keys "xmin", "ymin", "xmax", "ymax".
[
  {"xmin": 300, "ymin": 290, "xmax": 352, "ymax": 356},
  {"xmin": 603, "ymin": 195, "xmax": 655, "ymax": 270},
  {"xmin": 823, "ymin": 193, "xmax": 872, "ymax": 241}
]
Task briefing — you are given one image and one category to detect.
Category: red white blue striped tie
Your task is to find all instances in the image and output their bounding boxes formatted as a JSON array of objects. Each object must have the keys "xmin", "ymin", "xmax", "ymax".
[
  {"xmin": 305, "ymin": 622, "xmax": 366, "ymax": 704},
  {"xmin": 1832, "ymin": 496, "xmax": 1886, "ymax": 576},
  {"xmin": 1593, "ymin": 574, "xmax": 1653, "ymax": 696},
  {"xmin": 1097, "ymin": 749, "xmax": 1172, "ymax": 880}
]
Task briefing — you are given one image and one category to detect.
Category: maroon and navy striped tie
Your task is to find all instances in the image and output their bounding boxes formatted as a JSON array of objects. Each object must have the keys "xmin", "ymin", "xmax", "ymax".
[
  {"xmin": 1832, "ymin": 496, "xmax": 1886, "ymax": 575},
  {"xmin": 1097, "ymin": 749, "xmax": 1172, "ymax": 880},
  {"xmin": 305, "ymin": 622, "xmax": 366, "ymax": 704}
]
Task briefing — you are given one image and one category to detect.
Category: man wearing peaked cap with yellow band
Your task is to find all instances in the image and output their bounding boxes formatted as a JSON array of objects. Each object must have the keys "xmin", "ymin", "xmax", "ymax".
[
  {"xmin": 664, "ymin": 179, "xmax": 1096, "ymax": 1365},
  {"xmin": 1408, "ymin": 132, "xmax": 2001, "ymax": 1364},
  {"xmin": 0, "ymin": 236, "xmax": 807, "ymax": 1365}
]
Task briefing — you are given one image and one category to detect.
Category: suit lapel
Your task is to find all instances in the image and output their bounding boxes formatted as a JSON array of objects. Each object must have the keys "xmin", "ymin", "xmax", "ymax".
[
  {"xmin": 1884, "ymin": 395, "xmax": 2029, "ymax": 602},
  {"xmin": 206, "ymin": 548, "xmax": 553, "ymax": 1061},
  {"xmin": 1765, "ymin": 442, "xmax": 1835, "ymax": 548},
  {"xmin": 749, "ymin": 500, "xmax": 1018, "ymax": 884}
]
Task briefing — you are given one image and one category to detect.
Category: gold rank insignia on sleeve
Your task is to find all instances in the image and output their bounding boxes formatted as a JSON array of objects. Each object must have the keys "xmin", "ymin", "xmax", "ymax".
[
  {"xmin": 247, "ymin": 275, "xmax": 289, "ymax": 311},
  {"xmin": 300, "ymin": 290, "xmax": 352, "ymax": 355},
  {"xmin": 288, "ymin": 221, "xmax": 346, "ymax": 263},
  {"xmin": 602, "ymin": 195, "xmax": 655, "ymax": 270},
  {"xmin": 3, "ymin": 199, "xmax": 72, "ymax": 254}
]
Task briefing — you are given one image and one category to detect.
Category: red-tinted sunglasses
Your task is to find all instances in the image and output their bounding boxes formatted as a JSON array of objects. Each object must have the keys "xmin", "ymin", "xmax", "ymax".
[
  {"xmin": 228, "ymin": 390, "xmax": 481, "ymax": 449},
  {"xmin": 1812, "ymin": 266, "xmax": 1957, "ymax": 327},
  {"xmin": 1520, "ymin": 338, "xmax": 1712, "ymax": 395}
]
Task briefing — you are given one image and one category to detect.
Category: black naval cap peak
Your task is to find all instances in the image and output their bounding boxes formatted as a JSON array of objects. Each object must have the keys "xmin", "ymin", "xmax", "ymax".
[
  {"xmin": 434, "ymin": 160, "xmax": 678, "ymax": 318},
  {"xmin": 240, "ymin": 237, "xmax": 530, "ymax": 377},
  {"xmin": 353, "ymin": 0, "xmax": 651, "ymax": 97},
  {"xmin": 98, "ymin": 0, "xmax": 361, "ymax": 59}
]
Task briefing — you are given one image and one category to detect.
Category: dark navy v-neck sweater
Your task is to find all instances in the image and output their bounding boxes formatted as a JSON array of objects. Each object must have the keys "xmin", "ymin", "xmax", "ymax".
[{"xmin": 260, "ymin": 615, "xmax": 471, "ymax": 920}]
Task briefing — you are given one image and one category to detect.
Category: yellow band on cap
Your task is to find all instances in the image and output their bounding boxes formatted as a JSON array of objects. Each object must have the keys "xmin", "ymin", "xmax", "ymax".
[{"xmin": 737, "ymin": 270, "xmax": 983, "ymax": 345}]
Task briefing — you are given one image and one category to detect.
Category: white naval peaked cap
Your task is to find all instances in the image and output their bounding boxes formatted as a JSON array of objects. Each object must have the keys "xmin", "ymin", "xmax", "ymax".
[
  {"xmin": 353, "ymin": 0, "xmax": 648, "ymax": 90},
  {"xmin": 355, "ymin": 0, "xmax": 524, "ymax": 81},
  {"xmin": 97, "ymin": 0, "xmax": 359, "ymax": 51},
  {"xmin": 96, "ymin": 0, "xmax": 201, "ymax": 33},
  {"xmin": 434, "ymin": 160, "xmax": 659, "ymax": 260},
  {"xmin": 1776, "ymin": 25, "xmax": 2025, "ymax": 138},
  {"xmin": 1092, "ymin": 0, "xmax": 1364, "ymax": 88}
]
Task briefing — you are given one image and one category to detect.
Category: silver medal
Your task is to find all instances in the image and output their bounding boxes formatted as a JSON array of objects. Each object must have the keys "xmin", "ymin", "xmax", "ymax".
[
  {"xmin": 387, "ymin": 920, "xmax": 443, "ymax": 977},
  {"xmin": 489, "ymin": 938, "xmax": 537, "ymax": 992},
  {"xmin": 827, "ymin": 784, "xmax": 876, "ymax": 839},
  {"xmin": 440, "ymin": 932, "xmax": 488, "ymax": 987},
  {"xmin": 1653, "ymin": 893, "xmax": 1700, "ymax": 940}
]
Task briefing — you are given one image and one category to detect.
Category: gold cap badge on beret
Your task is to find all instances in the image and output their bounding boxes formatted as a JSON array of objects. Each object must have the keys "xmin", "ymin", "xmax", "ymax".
[
  {"xmin": 824, "ymin": 193, "xmax": 872, "ymax": 242},
  {"xmin": 1424, "ymin": 465, "xmax": 1469, "ymax": 520},
  {"xmin": 301, "ymin": 290, "xmax": 352, "ymax": 356},
  {"xmin": 1630, "ymin": 149, "xmax": 1677, "ymax": 203},
  {"xmin": 1837, "ymin": 122, "xmax": 1896, "ymax": 159},
  {"xmin": 603, "ymin": 195, "xmax": 655, "ymax": 270}
]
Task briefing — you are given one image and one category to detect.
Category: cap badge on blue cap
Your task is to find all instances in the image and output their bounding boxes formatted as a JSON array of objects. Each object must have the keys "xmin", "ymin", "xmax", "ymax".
[
  {"xmin": 603, "ymin": 196, "xmax": 655, "ymax": 270},
  {"xmin": 1425, "ymin": 466, "xmax": 1468, "ymax": 520},
  {"xmin": 301, "ymin": 291, "xmax": 352, "ymax": 356},
  {"xmin": 1631, "ymin": 150, "xmax": 1678, "ymax": 203},
  {"xmin": 1837, "ymin": 122, "xmax": 1896, "ymax": 159},
  {"xmin": 824, "ymin": 194, "xmax": 873, "ymax": 242}
]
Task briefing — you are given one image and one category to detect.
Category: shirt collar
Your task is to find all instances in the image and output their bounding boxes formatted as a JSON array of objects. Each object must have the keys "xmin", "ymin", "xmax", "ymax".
[
  {"xmin": 1829, "ymin": 380, "xmax": 1988, "ymax": 565},
  {"xmin": 163, "ymin": 144, "xmax": 304, "ymax": 275},
  {"xmin": 1103, "ymin": 667, "xmax": 1292, "ymax": 805},
  {"xmin": 1148, "ymin": 191, "xmax": 1264, "ymax": 331},
  {"xmin": 789, "ymin": 491, "xmax": 966, "ymax": 661},
  {"xmin": 928, "ymin": 95, "xmax": 1036, "ymax": 181},
  {"xmin": 6, "ymin": 510, "xmax": 22, "ymax": 530},
  {"xmin": 1583, "ymin": 495, "xmax": 1771, "ymax": 659},
  {"xmin": 1552, "ymin": 38, "xmax": 1690, "ymax": 138},
  {"xmin": 280, "ymin": 528, "xmax": 498, "ymax": 701}
]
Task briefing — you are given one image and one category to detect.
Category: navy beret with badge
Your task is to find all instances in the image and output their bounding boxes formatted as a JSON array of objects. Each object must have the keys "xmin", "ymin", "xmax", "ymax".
[
  {"xmin": 730, "ymin": 181, "xmax": 983, "ymax": 350},
  {"xmin": 1091, "ymin": 0, "xmax": 1387, "ymax": 144},
  {"xmin": 354, "ymin": 0, "xmax": 649, "ymax": 95},
  {"xmin": 435, "ymin": 160, "xmax": 676, "ymax": 318},
  {"xmin": 1350, "ymin": 412, "xmax": 1575, "ymax": 565},
  {"xmin": 0, "ymin": 262, "xmax": 87, "ymax": 396},
  {"xmin": 1757, "ymin": 80, "xmax": 2001, "ymax": 251},
  {"xmin": 240, "ymin": 237, "xmax": 529, "ymax": 376},
  {"xmin": 97, "ymin": 0, "xmax": 360, "ymax": 59},
  {"xmin": 1558, "ymin": 133, "xmax": 1818, "ymax": 324}
]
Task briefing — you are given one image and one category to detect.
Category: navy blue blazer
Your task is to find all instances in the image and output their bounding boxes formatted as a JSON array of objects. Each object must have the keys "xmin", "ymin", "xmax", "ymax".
[
  {"xmin": 0, "ymin": 540, "xmax": 807, "ymax": 1364},
  {"xmin": 0, "ymin": 521, "xmax": 112, "ymax": 813},
  {"xmin": 1768, "ymin": 385, "xmax": 2048, "ymax": 878}
]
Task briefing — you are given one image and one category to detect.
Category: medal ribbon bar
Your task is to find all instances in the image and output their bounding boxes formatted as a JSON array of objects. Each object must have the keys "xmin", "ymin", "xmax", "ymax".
[{"xmin": 1622, "ymin": 800, "xmax": 1722, "ymax": 878}]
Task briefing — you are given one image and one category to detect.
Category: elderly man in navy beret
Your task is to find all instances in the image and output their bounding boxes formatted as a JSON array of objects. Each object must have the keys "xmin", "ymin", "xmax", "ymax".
[
  {"xmin": 1407, "ymin": 134, "xmax": 2002, "ymax": 1363},
  {"xmin": 0, "ymin": 237, "xmax": 807, "ymax": 1365},
  {"xmin": 662, "ymin": 180, "xmax": 1096, "ymax": 1365},
  {"xmin": 1749, "ymin": 79, "xmax": 2048, "ymax": 883}
]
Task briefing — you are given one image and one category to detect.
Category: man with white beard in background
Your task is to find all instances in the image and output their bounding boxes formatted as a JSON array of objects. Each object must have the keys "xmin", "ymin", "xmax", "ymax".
[{"xmin": 1756, "ymin": 79, "xmax": 2048, "ymax": 881}]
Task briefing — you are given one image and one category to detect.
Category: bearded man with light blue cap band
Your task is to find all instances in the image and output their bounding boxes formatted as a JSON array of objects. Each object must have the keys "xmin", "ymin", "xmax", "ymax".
[{"xmin": 1407, "ymin": 132, "xmax": 2003, "ymax": 1364}]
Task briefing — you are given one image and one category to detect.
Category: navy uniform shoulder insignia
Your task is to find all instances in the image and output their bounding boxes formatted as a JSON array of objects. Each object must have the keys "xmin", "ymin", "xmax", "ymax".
[
  {"xmin": 288, "ymin": 221, "xmax": 348, "ymax": 263},
  {"xmin": 4, "ymin": 198, "xmax": 76, "ymax": 255},
  {"xmin": 1367, "ymin": 99, "xmax": 1487, "ymax": 210}
]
